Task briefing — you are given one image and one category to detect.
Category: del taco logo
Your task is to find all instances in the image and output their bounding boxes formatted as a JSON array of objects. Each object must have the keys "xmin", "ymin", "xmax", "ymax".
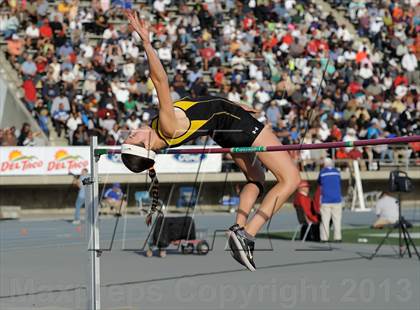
[
  {"xmin": 47, "ymin": 149, "xmax": 89, "ymax": 171},
  {"xmin": 1, "ymin": 150, "xmax": 43, "ymax": 172}
]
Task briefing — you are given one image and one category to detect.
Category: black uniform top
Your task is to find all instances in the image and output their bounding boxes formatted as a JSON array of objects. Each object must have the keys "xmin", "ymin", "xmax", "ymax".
[{"xmin": 151, "ymin": 96, "xmax": 264, "ymax": 148}]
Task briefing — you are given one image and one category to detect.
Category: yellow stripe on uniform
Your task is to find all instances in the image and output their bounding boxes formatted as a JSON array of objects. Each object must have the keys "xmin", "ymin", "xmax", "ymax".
[
  {"xmin": 173, "ymin": 100, "xmax": 202, "ymax": 111},
  {"xmin": 163, "ymin": 120, "xmax": 208, "ymax": 146}
]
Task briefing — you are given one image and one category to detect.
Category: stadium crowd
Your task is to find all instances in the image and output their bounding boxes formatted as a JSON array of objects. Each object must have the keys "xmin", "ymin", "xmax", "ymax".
[{"xmin": 0, "ymin": 0, "xmax": 419, "ymax": 166}]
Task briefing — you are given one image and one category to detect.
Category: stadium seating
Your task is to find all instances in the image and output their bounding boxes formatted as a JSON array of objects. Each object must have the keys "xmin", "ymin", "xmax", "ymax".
[{"xmin": 0, "ymin": 0, "xmax": 418, "ymax": 167}]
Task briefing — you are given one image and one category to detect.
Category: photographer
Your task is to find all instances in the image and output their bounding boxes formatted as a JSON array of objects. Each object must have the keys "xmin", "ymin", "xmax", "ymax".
[
  {"xmin": 373, "ymin": 192, "xmax": 398, "ymax": 228},
  {"xmin": 72, "ymin": 168, "xmax": 89, "ymax": 225}
]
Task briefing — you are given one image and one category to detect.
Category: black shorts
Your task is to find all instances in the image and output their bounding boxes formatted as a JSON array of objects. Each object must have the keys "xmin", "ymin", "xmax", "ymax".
[{"xmin": 211, "ymin": 103, "xmax": 265, "ymax": 148}]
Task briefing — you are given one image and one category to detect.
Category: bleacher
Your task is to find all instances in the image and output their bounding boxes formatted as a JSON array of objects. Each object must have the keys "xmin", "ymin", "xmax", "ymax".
[{"xmin": 0, "ymin": 0, "xmax": 418, "ymax": 169}]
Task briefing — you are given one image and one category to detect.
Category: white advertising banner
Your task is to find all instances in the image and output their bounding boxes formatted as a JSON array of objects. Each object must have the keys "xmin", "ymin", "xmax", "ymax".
[
  {"xmin": 0, "ymin": 146, "xmax": 222, "ymax": 175},
  {"xmin": 0, "ymin": 147, "xmax": 90, "ymax": 175}
]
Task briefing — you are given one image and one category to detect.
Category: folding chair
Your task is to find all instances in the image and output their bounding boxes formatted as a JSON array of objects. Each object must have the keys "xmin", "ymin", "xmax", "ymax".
[{"xmin": 292, "ymin": 205, "xmax": 313, "ymax": 242}]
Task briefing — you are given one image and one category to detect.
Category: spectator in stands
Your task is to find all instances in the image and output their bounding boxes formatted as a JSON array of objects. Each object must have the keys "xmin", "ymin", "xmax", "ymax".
[
  {"xmin": 101, "ymin": 183, "xmax": 126, "ymax": 215},
  {"xmin": 373, "ymin": 192, "xmax": 399, "ymax": 228},
  {"xmin": 343, "ymin": 128, "xmax": 358, "ymax": 152},
  {"xmin": 22, "ymin": 130, "xmax": 41, "ymax": 146},
  {"xmin": 38, "ymin": 108, "xmax": 50, "ymax": 137},
  {"xmin": 36, "ymin": 0, "xmax": 49, "ymax": 18},
  {"xmin": 51, "ymin": 92, "xmax": 71, "ymax": 115},
  {"xmin": 109, "ymin": 123, "xmax": 124, "ymax": 145},
  {"xmin": 93, "ymin": 8, "xmax": 108, "ymax": 35},
  {"xmin": 0, "ymin": 0, "xmax": 418, "ymax": 159},
  {"xmin": 402, "ymin": 47, "xmax": 418, "ymax": 84},
  {"xmin": 153, "ymin": 0, "xmax": 167, "ymax": 20},
  {"xmin": 39, "ymin": 19, "xmax": 53, "ymax": 40},
  {"xmin": 66, "ymin": 112, "xmax": 82, "ymax": 144},
  {"xmin": 53, "ymin": 103, "xmax": 70, "ymax": 138},
  {"xmin": 17, "ymin": 123, "xmax": 31, "ymax": 146},
  {"xmin": 22, "ymin": 77, "xmax": 37, "ymax": 111},
  {"xmin": 25, "ymin": 22, "xmax": 40, "ymax": 48},
  {"xmin": 21, "ymin": 54, "xmax": 37, "ymax": 77},
  {"xmin": 6, "ymin": 34, "xmax": 24, "ymax": 62},
  {"xmin": 126, "ymin": 113, "xmax": 141, "ymax": 130},
  {"xmin": 318, "ymin": 158, "xmax": 343, "ymax": 242},
  {"xmin": 72, "ymin": 124, "xmax": 89, "ymax": 145},
  {"xmin": 266, "ymin": 100, "xmax": 281, "ymax": 128},
  {"xmin": 2, "ymin": 127, "xmax": 17, "ymax": 146},
  {"xmin": 72, "ymin": 168, "xmax": 89, "ymax": 225},
  {"xmin": 1, "ymin": 12, "xmax": 19, "ymax": 39}
]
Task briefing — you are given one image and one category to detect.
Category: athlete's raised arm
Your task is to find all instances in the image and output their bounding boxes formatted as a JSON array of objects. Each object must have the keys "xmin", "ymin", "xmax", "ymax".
[{"xmin": 126, "ymin": 10, "xmax": 177, "ymax": 136}]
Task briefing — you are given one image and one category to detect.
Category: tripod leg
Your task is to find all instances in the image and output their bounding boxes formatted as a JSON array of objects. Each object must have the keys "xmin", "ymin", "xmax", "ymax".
[
  {"xmin": 401, "ymin": 225, "xmax": 412, "ymax": 258},
  {"xmin": 403, "ymin": 226, "xmax": 420, "ymax": 260},
  {"xmin": 369, "ymin": 227, "xmax": 394, "ymax": 260}
]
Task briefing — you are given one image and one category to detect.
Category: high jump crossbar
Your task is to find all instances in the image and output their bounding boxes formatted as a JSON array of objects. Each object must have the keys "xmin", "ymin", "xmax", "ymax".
[
  {"xmin": 85, "ymin": 134, "xmax": 419, "ymax": 310},
  {"xmin": 94, "ymin": 135, "xmax": 420, "ymax": 157}
]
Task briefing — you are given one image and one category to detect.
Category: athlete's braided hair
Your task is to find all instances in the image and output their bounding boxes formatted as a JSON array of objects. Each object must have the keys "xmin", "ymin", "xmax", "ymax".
[{"xmin": 145, "ymin": 167, "xmax": 162, "ymax": 226}]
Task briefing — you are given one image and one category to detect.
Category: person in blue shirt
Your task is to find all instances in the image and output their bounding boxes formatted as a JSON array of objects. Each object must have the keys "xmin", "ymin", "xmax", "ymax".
[
  {"xmin": 102, "ymin": 183, "xmax": 126, "ymax": 215},
  {"xmin": 317, "ymin": 158, "xmax": 343, "ymax": 242},
  {"xmin": 366, "ymin": 119, "xmax": 381, "ymax": 139},
  {"xmin": 72, "ymin": 168, "xmax": 89, "ymax": 225}
]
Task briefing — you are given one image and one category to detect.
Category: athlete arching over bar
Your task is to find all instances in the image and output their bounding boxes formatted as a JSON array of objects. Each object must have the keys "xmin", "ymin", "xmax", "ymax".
[{"xmin": 121, "ymin": 10, "xmax": 300, "ymax": 271}]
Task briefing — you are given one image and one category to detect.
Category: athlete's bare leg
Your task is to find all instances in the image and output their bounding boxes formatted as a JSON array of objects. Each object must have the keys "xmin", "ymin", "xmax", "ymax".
[
  {"xmin": 245, "ymin": 126, "xmax": 301, "ymax": 236},
  {"xmin": 231, "ymin": 153, "xmax": 265, "ymax": 227}
]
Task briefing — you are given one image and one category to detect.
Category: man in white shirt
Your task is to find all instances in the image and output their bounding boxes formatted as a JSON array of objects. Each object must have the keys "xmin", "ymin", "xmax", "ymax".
[
  {"xmin": 254, "ymin": 89, "xmax": 271, "ymax": 105},
  {"xmin": 359, "ymin": 63, "xmax": 373, "ymax": 81},
  {"xmin": 227, "ymin": 88, "xmax": 241, "ymax": 103},
  {"xmin": 158, "ymin": 42, "xmax": 172, "ymax": 64},
  {"xmin": 66, "ymin": 112, "xmax": 82, "ymax": 144},
  {"xmin": 83, "ymin": 75, "xmax": 97, "ymax": 96},
  {"xmin": 401, "ymin": 49, "xmax": 419, "ymax": 84},
  {"xmin": 245, "ymin": 78, "xmax": 261, "ymax": 105},
  {"xmin": 100, "ymin": 113, "xmax": 116, "ymax": 133},
  {"xmin": 113, "ymin": 82, "xmax": 130, "ymax": 103},
  {"xmin": 25, "ymin": 22, "xmax": 39, "ymax": 42},
  {"xmin": 121, "ymin": 39, "xmax": 139, "ymax": 59},
  {"xmin": 369, "ymin": 16, "xmax": 383, "ymax": 35},
  {"xmin": 103, "ymin": 25, "xmax": 118, "ymax": 41},
  {"xmin": 153, "ymin": 0, "xmax": 167, "ymax": 19},
  {"xmin": 123, "ymin": 59, "xmax": 136, "ymax": 79},
  {"xmin": 343, "ymin": 128, "xmax": 358, "ymax": 152},
  {"xmin": 373, "ymin": 192, "xmax": 399, "ymax": 228},
  {"xmin": 80, "ymin": 42, "xmax": 94, "ymax": 59},
  {"xmin": 62, "ymin": 68, "xmax": 76, "ymax": 84},
  {"xmin": 126, "ymin": 113, "xmax": 141, "ymax": 130},
  {"xmin": 231, "ymin": 51, "xmax": 248, "ymax": 71}
]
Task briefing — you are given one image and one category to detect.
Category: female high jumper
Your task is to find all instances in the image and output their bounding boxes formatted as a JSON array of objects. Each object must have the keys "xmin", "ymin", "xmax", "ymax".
[{"xmin": 121, "ymin": 10, "xmax": 300, "ymax": 271}]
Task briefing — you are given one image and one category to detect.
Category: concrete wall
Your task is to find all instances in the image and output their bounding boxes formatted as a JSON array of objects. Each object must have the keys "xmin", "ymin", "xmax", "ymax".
[{"xmin": 1, "ymin": 178, "xmax": 419, "ymax": 209}]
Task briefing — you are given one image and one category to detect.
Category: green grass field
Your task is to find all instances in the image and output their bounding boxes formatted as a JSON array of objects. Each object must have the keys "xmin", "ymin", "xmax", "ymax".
[{"xmin": 257, "ymin": 226, "xmax": 420, "ymax": 246}]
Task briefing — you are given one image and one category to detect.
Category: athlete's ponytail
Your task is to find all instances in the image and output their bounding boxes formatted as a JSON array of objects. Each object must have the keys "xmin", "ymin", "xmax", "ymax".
[{"xmin": 145, "ymin": 167, "xmax": 162, "ymax": 226}]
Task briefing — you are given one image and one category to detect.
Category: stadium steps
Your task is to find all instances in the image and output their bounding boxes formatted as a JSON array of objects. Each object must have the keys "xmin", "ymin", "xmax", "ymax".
[{"xmin": 313, "ymin": 0, "xmax": 373, "ymax": 51}]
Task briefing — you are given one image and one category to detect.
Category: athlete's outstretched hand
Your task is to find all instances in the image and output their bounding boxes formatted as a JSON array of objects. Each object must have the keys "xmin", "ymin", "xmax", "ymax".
[{"xmin": 125, "ymin": 10, "xmax": 151, "ymax": 44}]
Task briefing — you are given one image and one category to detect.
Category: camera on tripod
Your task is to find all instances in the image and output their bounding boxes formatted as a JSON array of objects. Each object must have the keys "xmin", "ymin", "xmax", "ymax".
[
  {"xmin": 388, "ymin": 170, "xmax": 413, "ymax": 193},
  {"xmin": 370, "ymin": 169, "xmax": 419, "ymax": 260}
]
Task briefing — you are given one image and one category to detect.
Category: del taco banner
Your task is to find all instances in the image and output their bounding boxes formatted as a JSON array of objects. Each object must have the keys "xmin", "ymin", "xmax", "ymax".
[
  {"xmin": 0, "ymin": 147, "xmax": 90, "ymax": 175},
  {"xmin": 0, "ymin": 146, "xmax": 221, "ymax": 175}
]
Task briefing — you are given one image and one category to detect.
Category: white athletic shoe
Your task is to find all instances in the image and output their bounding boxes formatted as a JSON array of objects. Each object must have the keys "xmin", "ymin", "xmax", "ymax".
[{"xmin": 227, "ymin": 224, "xmax": 256, "ymax": 272}]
